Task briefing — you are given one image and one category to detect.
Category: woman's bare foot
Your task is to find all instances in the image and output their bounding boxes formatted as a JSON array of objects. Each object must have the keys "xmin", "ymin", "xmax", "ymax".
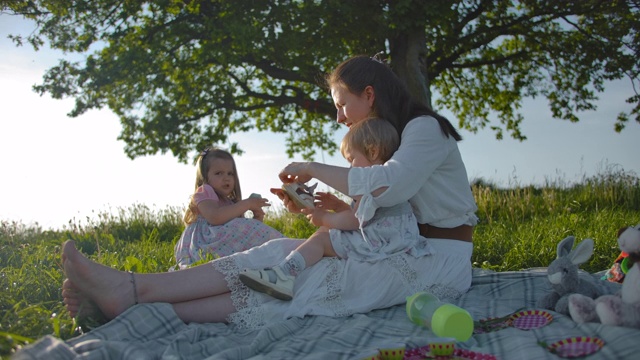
[
  {"xmin": 62, "ymin": 278, "xmax": 106, "ymax": 322},
  {"xmin": 61, "ymin": 240, "xmax": 136, "ymax": 320}
]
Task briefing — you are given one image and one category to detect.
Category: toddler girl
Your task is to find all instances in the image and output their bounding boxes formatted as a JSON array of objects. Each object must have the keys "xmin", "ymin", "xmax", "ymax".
[{"xmin": 239, "ymin": 118, "xmax": 431, "ymax": 300}]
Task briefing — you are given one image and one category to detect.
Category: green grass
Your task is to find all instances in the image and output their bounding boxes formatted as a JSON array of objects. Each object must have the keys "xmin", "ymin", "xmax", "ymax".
[{"xmin": 1, "ymin": 169, "xmax": 639, "ymax": 357}]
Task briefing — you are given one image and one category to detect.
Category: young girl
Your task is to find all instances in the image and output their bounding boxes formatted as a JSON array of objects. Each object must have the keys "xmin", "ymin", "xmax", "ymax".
[
  {"xmin": 173, "ymin": 147, "xmax": 284, "ymax": 269},
  {"xmin": 239, "ymin": 118, "xmax": 431, "ymax": 300}
]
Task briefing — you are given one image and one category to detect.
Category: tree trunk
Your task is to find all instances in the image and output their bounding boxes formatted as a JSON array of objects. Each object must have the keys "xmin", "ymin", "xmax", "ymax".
[{"xmin": 389, "ymin": 29, "xmax": 432, "ymax": 109}]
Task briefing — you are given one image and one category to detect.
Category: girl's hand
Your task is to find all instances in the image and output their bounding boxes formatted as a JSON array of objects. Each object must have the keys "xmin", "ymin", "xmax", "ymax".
[
  {"xmin": 270, "ymin": 187, "xmax": 304, "ymax": 214},
  {"xmin": 315, "ymin": 192, "xmax": 350, "ymax": 212},
  {"xmin": 279, "ymin": 162, "xmax": 313, "ymax": 184},
  {"xmin": 301, "ymin": 207, "xmax": 329, "ymax": 227},
  {"xmin": 252, "ymin": 207, "xmax": 265, "ymax": 221},
  {"xmin": 244, "ymin": 197, "xmax": 271, "ymax": 213}
]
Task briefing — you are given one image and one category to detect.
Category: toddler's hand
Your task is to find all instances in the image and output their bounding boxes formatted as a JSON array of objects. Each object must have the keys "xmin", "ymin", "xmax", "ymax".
[
  {"xmin": 301, "ymin": 207, "xmax": 329, "ymax": 227},
  {"xmin": 315, "ymin": 192, "xmax": 350, "ymax": 212}
]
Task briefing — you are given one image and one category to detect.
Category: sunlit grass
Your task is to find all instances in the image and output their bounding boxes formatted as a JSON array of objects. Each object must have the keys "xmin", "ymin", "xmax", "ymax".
[{"xmin": 1, "ymin": 167, "xmax": 639, "ymax": 357}]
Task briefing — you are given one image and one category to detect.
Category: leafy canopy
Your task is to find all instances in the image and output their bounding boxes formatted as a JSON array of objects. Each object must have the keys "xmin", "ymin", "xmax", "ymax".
[{"xmin": 3, "ymin": 0, "xmax": 639, "ymax": 162}]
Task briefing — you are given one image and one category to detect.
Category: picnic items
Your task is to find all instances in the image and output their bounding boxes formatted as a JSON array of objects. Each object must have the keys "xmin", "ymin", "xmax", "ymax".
[
  {"xmin": 601, "ymin": 250, "xmax": 631, "ymax": 283},
  {"xmin": 427, "ymin": 337, "xmax": 456, "ymax": 357},
  {"xmin": 15, "ymin": 268, "xmax": 636, "ymax": 359},
  {"xmin": 406, "ymin": 291, "xmax": 474, "ymax": 341},
  {"xmin": 539, "ymin": 336, "xmax": 605, "ymax": 358},
  {"xmin": 535, "ymin": 236, "xmax": 602, "ymax": 316},
  {"xmin": 356, "ymin": 348, "xmax": 382, "ymax": 360},
  {"xmin": 404, "ymin": 345, "xmax": 497, "ymax": 360},
  {"xmin": 377, "ymin": 341, "xmax": 406, "ymax": 360},
  {"xmin": 474, "ymin": 309, "xmax": 553, "ymax": 334},
  {"xmin": 569, "ymin": 225, "xmax": 640, "ymax": 330}
]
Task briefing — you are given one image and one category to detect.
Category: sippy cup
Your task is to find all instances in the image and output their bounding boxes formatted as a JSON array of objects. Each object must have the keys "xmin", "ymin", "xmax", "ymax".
[{"xmin": 405, "ymin": 291, "xmax": 473, "ymax": 341}]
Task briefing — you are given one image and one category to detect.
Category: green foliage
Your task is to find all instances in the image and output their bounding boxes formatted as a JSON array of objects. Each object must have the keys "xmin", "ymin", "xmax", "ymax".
[
  {"xmin": 61, "ymin": 203, "xmax": 184, "ymax": 245},
  {"xmin": 2, "ymin": 1, "xmax": 638, "ymax": 161},
  {"xmin": 264, "ymin": 209, "xmax": 316, "ymax": 240},
  {"xmin": 1, "ymin": 167, "xmax": 639, "ymax": 356},
  {"xmin": 472, "ymin": 166, "xmax": 640, "ymax": 271},
  {"xmin": 0, "ymin": 207, "xmax": 182, "ymax": 357}
]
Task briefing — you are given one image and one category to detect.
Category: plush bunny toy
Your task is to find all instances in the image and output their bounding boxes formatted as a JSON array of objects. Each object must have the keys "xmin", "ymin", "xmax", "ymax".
[
  {"xmin": 536, "ymin": 236, "xmax": 602, "ymax": 316},
  {"xmin": 568, "ymin": 225, "xmax": 640, "ymax": 329}
]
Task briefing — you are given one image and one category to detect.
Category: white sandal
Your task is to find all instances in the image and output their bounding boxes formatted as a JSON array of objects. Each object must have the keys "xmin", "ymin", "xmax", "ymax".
[
  {"xmin": 282, "ymin": 182, "xmax": 316, "ymax": 209},
  {"xmin": 239, "ymin": 267, "xmax": 294, "ymax": 301}
]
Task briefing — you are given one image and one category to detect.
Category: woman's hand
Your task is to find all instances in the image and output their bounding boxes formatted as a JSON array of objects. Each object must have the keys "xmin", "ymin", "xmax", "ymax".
[
  {"xmin": 279, "ymin": 162, "xmax": 314, "ymax": 184},
  {"xmin": 315, "ymin": 192, "xmax": 350, "ymax": 212},
  {"xmin": 270, "ymin": 187, "xmax": 304, "ymax": 214}
]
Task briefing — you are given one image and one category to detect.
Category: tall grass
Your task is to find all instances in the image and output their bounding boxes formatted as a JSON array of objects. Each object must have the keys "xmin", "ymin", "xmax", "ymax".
[
  {"xmin": 472, "ymin": 167, "xmax": 639, "ymax": 271},
  {"xmin": 1, "ymin": 169, "xmax": 638, "ymax": 357}
]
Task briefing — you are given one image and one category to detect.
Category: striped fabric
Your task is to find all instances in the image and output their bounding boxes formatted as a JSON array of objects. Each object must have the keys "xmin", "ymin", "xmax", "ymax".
[{"xmin": 14, "ymin": 269, "xmax": 638, "ymax": 359}]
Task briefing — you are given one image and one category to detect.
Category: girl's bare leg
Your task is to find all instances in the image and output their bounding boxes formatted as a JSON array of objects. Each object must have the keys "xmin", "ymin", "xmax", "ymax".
[{"xmin": 62, "ymin": 240, "xmax": 233, "ymax": 321}]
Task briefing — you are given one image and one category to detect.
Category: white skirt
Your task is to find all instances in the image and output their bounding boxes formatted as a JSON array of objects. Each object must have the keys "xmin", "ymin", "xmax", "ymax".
[{"xmin": 212, "ymin": 237, "xmax": 473, "ymax": 329}]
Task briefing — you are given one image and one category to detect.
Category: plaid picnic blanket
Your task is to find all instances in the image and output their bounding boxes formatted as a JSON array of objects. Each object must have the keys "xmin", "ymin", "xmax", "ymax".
[{"xmin": 14, "ymin": 268, "xmax": 638, "ymax": 359}]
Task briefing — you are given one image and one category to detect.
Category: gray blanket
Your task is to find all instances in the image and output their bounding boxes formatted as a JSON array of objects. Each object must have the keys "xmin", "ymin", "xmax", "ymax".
[{"xmin": 14, "ymin": 269, "xmax": 637, "ymax": 359}]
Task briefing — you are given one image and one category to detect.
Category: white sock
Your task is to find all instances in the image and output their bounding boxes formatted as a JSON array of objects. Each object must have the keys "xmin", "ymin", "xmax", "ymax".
[{"xmin": 278, "ymin": 250, "xmax": 306, "ymax": 277}]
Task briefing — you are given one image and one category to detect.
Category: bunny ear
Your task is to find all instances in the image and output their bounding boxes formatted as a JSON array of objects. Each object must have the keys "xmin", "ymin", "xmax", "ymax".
[
  {"xmin": 568, "ymin": 238, "xmax": 594, "ymax": 265},
  {"xmin": 556, "ymin": 236, "xmax": 575, "ymax": 258}
]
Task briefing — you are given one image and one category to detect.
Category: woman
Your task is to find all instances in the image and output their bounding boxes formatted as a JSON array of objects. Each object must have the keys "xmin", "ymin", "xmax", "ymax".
[{"xmin": 61, "ymin": 54, "xmax": 478, "ymax": 327}]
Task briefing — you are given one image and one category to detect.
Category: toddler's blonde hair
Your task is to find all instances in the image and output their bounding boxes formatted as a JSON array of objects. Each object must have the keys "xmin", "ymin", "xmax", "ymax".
[{"xmin": 340, "ymin": 117, "xmax": 400, "ymax": 164}]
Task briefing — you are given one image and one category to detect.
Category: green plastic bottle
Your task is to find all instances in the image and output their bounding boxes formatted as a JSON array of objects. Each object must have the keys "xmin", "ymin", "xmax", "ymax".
[{"xmin": 405, "ymin": 291, "xmax": 473, "ymax": 342}]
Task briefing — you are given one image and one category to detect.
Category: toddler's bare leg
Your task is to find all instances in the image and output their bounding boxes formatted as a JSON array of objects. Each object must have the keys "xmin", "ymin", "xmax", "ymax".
[{"xmin": 296, "ymin": 229, "xmax": 338, "ymax": 268}]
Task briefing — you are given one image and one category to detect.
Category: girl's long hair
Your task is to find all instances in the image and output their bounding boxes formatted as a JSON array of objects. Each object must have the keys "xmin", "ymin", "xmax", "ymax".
[
  {"xmin": 183, "ymin": 148, "xmax": 242, "ymax": 225},
  {"xmin": 326, "ymin": 55, "xmax": 462, "ymax": 141}
]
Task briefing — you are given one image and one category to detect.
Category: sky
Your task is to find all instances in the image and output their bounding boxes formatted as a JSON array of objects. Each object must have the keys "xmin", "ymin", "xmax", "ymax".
[{"xmin": 1, "ymin": 15, "xmax": 638, "ymax": 230}]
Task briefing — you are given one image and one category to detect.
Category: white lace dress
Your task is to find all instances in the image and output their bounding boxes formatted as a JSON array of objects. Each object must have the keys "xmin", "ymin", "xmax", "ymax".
[{"xmin": 212, "ymin": 237, "xmax": 472, "ymax": 329}]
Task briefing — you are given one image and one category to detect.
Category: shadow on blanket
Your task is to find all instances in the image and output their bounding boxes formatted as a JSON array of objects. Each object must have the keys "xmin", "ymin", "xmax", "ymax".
[{"xmin": 14, "ymin": 269, "xmax": 638, "ymax": 360}]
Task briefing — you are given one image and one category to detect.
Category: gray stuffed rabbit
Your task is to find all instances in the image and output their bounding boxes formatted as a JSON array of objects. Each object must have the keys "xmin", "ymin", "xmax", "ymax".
[{"xmin": 536, "ymin": 236, "xmax": 602, "ymax": 316}]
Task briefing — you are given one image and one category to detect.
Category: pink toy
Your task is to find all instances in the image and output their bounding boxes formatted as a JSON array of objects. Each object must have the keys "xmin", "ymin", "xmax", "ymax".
[{"xmin": 568, "ymin": 225, "xmax": 640, "ymax": 329}]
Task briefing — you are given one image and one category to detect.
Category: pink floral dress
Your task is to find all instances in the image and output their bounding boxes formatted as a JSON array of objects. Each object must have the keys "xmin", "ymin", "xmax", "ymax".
[{"xmin": 174, "ymin": 184, "xmax": 283, "ymax": 269}]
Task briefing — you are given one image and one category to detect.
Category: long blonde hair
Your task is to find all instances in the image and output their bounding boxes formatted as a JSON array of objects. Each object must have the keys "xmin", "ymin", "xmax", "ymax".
[{"xmin": 183, "ymin": 147, "xmax": 242, "ymax": 225}]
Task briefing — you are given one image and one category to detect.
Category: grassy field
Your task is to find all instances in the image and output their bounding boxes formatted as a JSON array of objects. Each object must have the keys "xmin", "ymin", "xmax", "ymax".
[{"xmin": 1, "ymin": 168, "xmax": 639, "ymax": 357}]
